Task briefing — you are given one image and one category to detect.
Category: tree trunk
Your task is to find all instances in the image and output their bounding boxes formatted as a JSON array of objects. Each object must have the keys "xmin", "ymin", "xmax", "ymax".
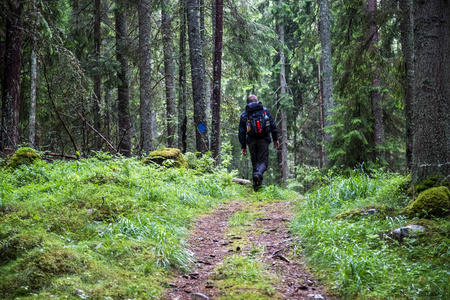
[
  {"xmin": 319, "ymin": 0, "xmax": 334, "ymax": 147},
  {"xmin": 29, "ymin": 0, "xmax": 38, "ymax": 149},
  {"xmin": 115, "ymin": 4, "xmax": 132, "ymax": 156},
  {"xmin": 411, "ymin": 0, "xmax": 450, "ymax": 182},
  {"xmin": 1, "ymin": 0, "xmax": 23, "ymax": 150},
  {"xmin": 139, "ymin": 0, "xmax": 154, "ymax": 153},
  {"xmin": 318, "ymin": 62, "xmax": 325, "ymax": 168},
  {"xmin": 367, "ymin": 0, "xmax": 384, "ymax": 159},
  {"xmin": 200, "ymin": 0, "xmax": 205, "ymax": 42},
  {"xmin": 277, "ymin": 0, "xmax": 289, "ymax": 186},
  {"xmin": 161, "ymin": 0, "xmax": 177, "ymax": 148},
  {"xmin": 93, "ymin": 0, "xmax": 102, "ymax": 150},
  {"xmin": 187, "ymin": 0, "xmax": 208, "ymax": 153},
  {"xmin": 400, "ymin": 0, "xmax": 414, "ymax": 171},
  {"xmin": 210, "ymin": 0, "xmax": 223, "ymax": 161},
  {"xmin": 178, "ymin": 0, "xmax": 188, "ymax": 153}
]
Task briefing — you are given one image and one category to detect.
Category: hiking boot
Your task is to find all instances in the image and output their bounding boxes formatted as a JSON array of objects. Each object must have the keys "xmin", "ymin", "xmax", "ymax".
[{"xmin": 252, "ymin": 172, "xmax": 263, "ymax": 187}]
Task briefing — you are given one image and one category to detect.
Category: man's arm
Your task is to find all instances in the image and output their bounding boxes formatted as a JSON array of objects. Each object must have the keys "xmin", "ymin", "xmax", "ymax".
[{"xmin": 238, "ymin": 113, "xmax": 247, "ymax": 155}]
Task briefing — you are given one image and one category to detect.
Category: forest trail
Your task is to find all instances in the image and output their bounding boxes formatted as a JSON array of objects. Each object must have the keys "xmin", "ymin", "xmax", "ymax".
[{"xmin": 164, "ymin": 199, "xmax": 337, "ymax": 300}]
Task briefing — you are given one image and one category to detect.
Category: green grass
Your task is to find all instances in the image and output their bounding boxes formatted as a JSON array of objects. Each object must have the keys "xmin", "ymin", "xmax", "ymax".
[
  {"xmin": 291, "ymin": 170, "xmax": 450, "ymax": 299},
  {"xmin": 0, "ymin": 155, "xmax": 246, "ymax": 299},
  {"xmin": 212, "ymin": 255, "xmax": 281, "ymax": 299}
]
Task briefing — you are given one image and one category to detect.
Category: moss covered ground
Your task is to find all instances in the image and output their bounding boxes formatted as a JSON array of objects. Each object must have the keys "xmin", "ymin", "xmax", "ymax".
[{"xmin": 0, "ymin": 153, "xmax": 246, "ymax": 299}]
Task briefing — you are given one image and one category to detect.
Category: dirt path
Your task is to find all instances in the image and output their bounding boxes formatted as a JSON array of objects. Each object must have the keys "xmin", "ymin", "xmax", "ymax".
[{"xmin": 164, "ymin": 200, "xmax": 336, "ymax": 300}]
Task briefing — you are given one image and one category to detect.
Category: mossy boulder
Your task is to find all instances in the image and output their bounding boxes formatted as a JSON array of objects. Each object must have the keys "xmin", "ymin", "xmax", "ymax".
[
  {"xmin": 407, "ymin": 186, "xmax": 450, "ymax": 218},
  {"xmin": 7, "ymin": 147, "xmax": 41, "ymax": 169},
  {"xmin": 144, "ymin": 148, "xmax": 187, "ymax": 168}
]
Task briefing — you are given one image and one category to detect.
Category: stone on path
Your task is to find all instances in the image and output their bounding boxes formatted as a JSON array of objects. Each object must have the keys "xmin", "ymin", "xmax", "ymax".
[
  {"xmin": 307, "ymin": 294, "xmax": 325, "ymax": 299},
  {"xmin": 191, "ymin": 292, "xmax": 210, "ymax": 299}
]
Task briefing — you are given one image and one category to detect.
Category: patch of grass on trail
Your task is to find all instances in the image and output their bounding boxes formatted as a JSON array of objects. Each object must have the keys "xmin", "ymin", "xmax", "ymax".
[
  {"xmin": 211, "ymin": 188, "xmax": 297, "ymax": 300},
  {"xmin": 291, "ymin": 170, "xmax": 450, "ymax": 299},
  {"xmin": 213, "ymin": 255, "xmax": 281, "ymax": 300},
  {"xmin": 0, "ymin": 155, "xmax": 246, "ymax": 299}
]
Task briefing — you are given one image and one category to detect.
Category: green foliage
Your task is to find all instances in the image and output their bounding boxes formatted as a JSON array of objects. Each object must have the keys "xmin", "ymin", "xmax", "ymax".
[
  {"xmin": 288, "ymin": 164, "xmax": 332, "ymax": 193},
  {"xmin": 291, "ymin": 170, "xmax": 450, "ymax": 299},
  {"xmin": 325, "ymin": 0, "xmax": 405, "ymax": 171},
  {"xmin": 254, "ymin": 185, "xmax": 299, "ymax": 202},
  {"xmin": 407, "ymin": 187, "xmax": 450, "ymax": 218},
  {"xmin": 184, "ymin": 151, "xmax": 216, "ymax": 173},
  {"xmin": 0, "ymin": 157, "xmax": 246, "ymax": 298}
]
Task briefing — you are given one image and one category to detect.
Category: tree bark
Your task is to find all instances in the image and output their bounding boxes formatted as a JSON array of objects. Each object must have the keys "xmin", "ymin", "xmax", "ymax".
[
  {"xmin": 161, "ymin": 0, "xmax": 177, "ymax": 148},
  {"xmin": 400, "ymin": 0, "xmax": 414, "ymax": 171},
  {"xmin": 318, "ymin": 62, "xmax": 325, "ymax": 168},
  {"xmin": 139, "ymin": 0, "xmax": 154, "ymax": 153},
  {"xmin": 210, "ymin": 0, "xmax": 223, "ymax": 161},
  {"xmin": 178, "ymin": 0, "xmax": 188, "ymax": 153},
  {"xmin": 29, "ymin": 0, "xmax": 38, "ymax": 149},
  {"xmin": 200, "ymin": 0, "xmax": 205, "ymax": 42},
  {"xmin": 412, "ymin": 0, "xmax": 450, "ymax": 182},
  {"xmin": 367, "ymin": 0, "xmax": 384, "ymax": 159},
  {"xmin": 277, "ymin": 0, "xmax": 289, "ymax": 186},
  {"xmin": 115, "ymin": 4, "xmax": 132, "ymax": 156},
  {"xmin": 1, "ymin": 0, "xmax": 22, "ymax": 150},
  {"xmin": 319, "ymin": 0, "xmax": 334, "ymax": 146},
  {"xmin": 93, "ymin": 0, "xmax": 102, "ymax": 150},
  {"xmin": 187, "ymin": 0, "xmax": 208, "ymax": 153}
]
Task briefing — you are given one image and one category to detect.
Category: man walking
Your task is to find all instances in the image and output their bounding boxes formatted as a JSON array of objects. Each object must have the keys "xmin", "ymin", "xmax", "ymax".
[{"xmin": 239, "ymin": 95, "xmax": 279, "ymax": 191}]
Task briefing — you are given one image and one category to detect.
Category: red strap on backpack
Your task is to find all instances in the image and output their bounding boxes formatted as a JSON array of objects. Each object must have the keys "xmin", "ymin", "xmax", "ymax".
[{"xmin": 256, "ymin": 120, "xmax": 261, "ymax": 133}]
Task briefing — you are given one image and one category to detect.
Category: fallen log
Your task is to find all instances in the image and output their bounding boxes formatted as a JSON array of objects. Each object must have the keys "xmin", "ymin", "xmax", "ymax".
[
  {"xmin": 232, "ymin": 178, "xmax": 251, "ymax": 185},
  {"xmin": 44, "ymin": 152, "xmax": 79, "ymax": 160}
]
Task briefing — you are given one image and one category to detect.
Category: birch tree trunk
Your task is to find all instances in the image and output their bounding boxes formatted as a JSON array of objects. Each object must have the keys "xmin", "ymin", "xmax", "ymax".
[
  {"xmin": 210, "ymin": 0, "xmax": 223, "ymax": 161},
  {"xmin": 187, "ymin": 0, "xmax": 208, "ymax": 153},
  {"xmin": 161, "ymin": 0, "xmax": 177, "ymax": 148},
  {"xmin": 93, "ymin": 0, "xmax": 102, "ymax": 150},
  {"xmin": 412, "ymin": 0, "xmax": 450, "ymax": 182},
  {"xmin": 1, "ymin": 0, "xmax": 23, "ymax": 150},
  {"xmin": 319, "ymin": 0, "xmax": 334, "ymax": 146},
  {"xmin": 178, "ymin": 0, "xmax": 188, "ymax": 153},
  {"xmin": 139, "ymin": 0, "xmax": 154, "ymax": 153},
  {"xmin": 115, "ymin": 4, "xmax": 132, "ymax": 156},
  {"xmin": 277, "ymin": 0, "xmax": 288, "ymax": 186}
]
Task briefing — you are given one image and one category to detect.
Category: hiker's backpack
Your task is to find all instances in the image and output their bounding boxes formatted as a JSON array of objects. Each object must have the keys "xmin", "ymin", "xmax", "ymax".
[{"xmin": 247, "ymin": 108, "xmax": 271, "ymax": 137}]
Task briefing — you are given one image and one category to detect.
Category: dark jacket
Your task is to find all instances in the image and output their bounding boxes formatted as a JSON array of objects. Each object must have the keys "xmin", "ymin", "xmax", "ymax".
[{"xmin": 238, "ymin": 101, "xmax": 278, "ymax": 149}]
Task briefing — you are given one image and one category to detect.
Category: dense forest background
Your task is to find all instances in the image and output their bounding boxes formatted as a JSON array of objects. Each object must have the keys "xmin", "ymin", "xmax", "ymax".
[{"xmin": 1, "ymin": 0, "xmax": 449, "ymax": 186}]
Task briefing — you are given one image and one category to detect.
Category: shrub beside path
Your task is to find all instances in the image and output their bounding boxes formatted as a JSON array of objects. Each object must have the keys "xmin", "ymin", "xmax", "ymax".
[{"xmin": 164, "ymin": 199, "xmax": 337, "ymax": 299}]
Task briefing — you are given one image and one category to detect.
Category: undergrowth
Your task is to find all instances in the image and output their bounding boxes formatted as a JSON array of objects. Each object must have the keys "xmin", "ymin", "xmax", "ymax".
[
  {"xmin": 291, "ymin": 169, "xmax": 450, "ymax": 299},
  {"xmin": 0, "ymin": 155, "xmax": 246, "ymax": 299}
]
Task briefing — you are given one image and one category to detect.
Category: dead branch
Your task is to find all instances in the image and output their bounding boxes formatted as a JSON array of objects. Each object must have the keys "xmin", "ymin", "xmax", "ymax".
[
  {"xmin": 43, "ymin": 152, "xmax": 79, "ymax": 160},
  {"xmin": 72, "ymin": 105, "xmax": 118, "ymax": 153},
  {"xmin": 41, "ymin": 57, "xmax": 79, "ymax": 155}
]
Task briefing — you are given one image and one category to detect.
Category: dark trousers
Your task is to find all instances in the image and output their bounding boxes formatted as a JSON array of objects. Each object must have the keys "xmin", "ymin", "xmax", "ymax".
[{"xmin": 248, "ymin": 139, "xmax": 270, "ymax": 177}]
